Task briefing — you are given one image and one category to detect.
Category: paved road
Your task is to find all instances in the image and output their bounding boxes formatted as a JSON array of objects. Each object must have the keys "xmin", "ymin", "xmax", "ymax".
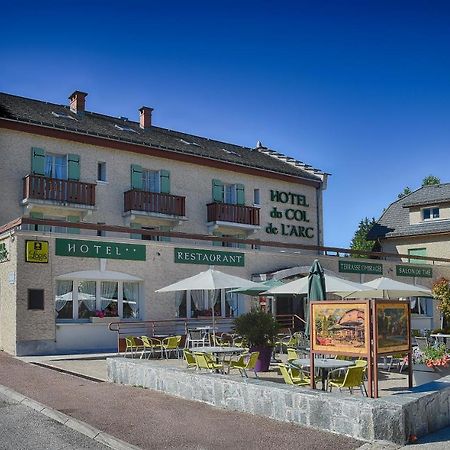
[
  {"xmin": 0, "ymin": 353, "xmax": 361, "ymax": 450},
  {"xmin": 0, "ymin": 394, "xmax": 107, "ymax": 450}
]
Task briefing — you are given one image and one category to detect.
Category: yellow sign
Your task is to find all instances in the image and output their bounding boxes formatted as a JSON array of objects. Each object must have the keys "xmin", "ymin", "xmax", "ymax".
[{"xmin": 26, "ymin": 240, "xmax": 49, "ymax": 263}]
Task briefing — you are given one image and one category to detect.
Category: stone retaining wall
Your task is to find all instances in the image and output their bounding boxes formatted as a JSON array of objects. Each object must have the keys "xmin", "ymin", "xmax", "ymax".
[{"xmin": 107, "ymin": 358, "xmax": 450, "ymax": 444}]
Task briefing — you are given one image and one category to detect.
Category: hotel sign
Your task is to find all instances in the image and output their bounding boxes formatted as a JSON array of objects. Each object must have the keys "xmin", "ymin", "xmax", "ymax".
[
  {"xmin": 174, "ymin": 248, "xmax": 245, "ymax": 267},
  {"xmin": 396, "ymin": 265, "xmax": 432, "ymax": 278},
  {"xmin": 339, "ymin": 260, "xmax": 383, "ymax": 275},
  {"xmin": 26, "ymin": 240, "xmax": 49, "ymax": 263},
  {"xmin": 55, "ymin": 238, "xmax": 146, "ymax": 261}
]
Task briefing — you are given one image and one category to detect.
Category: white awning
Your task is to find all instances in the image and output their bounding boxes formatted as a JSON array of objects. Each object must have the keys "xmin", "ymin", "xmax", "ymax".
[{"xmin": 56, "ymin": 270, "xmax": 142, "ymax": 282}]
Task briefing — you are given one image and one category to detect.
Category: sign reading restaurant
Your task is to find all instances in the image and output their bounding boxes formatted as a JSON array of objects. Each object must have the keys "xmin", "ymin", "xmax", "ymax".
[
  {"xmin": 396, "ymin": 265, "xmax": 432, "ymax": 278},
  {"xmin": 55, "ymin": 238, "xmax": 146, "ymax": 261},
  {"xmin": 339, "ymin": 260, "xmax": 383, "ymax": 275},
  {"xmin": 174, "ymin": 248, "xmax": 245, "ymax": 267}
]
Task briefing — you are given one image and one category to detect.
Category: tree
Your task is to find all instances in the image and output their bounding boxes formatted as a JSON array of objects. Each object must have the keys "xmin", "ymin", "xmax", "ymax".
[
  {"xmin": 350, "ymin": 217, "xmax": 377, "ymax": 258},
  {"xmin": 397, "ymin": 186, "xmax": 412, "ymax": 199},
  {"xmin": 432, "ymin": 278, "xmax": 450, "ymax": 329},
  {"xmin": 422, "ymin": 175, "xmax": 441, "ymax": 186}
]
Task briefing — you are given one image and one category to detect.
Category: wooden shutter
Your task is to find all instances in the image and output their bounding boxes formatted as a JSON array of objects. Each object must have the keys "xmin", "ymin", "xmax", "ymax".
[
  {"xmin": 159, "ymin": 225, "xmax": 171, "ymax": 242},
  {"xmin": 131, "ymin": 165, "xmax": 143, "ymax": 190},
  {"xmin": 31, "ymin": 147, "xmax": 46, "ymax": 175},
  {"xmin": 159, "ymin": 170, "xmax": 170, "ymax": 194},
  {"xmin": 236, "ymin": 184, "xmax": 245, "ymax": 205},
  {"xmin": 67, "ymin": 215, "xmax": 80, "ymax": 234},
  {"xmin": 212, "ymin": 179, "xmax": 224, "ymax": 203},
  {"xmin": 67, "ymin": 154, "xmax": 80, "ymax": 180}
]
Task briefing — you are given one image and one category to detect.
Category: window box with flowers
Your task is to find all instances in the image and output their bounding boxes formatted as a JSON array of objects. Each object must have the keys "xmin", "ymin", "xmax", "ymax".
[{"xmin": 411, "ymin": 344, "xmax": 450, "ymax": 386}]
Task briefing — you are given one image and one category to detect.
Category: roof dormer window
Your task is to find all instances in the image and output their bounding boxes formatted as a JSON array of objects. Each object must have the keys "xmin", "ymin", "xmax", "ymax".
[{"xmin": 423, "ymin": 207, "xmax": 440, "ymax": 220}]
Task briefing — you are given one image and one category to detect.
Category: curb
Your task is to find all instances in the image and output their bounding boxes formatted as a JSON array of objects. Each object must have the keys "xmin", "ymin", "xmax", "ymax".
[{"xmin": 0, "ymin": 384, "xmax": 141, "ymax": 450}]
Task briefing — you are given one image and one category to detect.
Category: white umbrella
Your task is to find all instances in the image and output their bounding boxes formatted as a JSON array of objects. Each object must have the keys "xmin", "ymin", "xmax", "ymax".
[
  {"xmin": 264, "ymin": 273, "xmax": 372, "ymax": 298},
  {"xmin": 336, "ymin": 276, "xmax": 432, "ymax": 299},
  {"xmin": 156, "ymin": 268, "xmax": 261, "ymax": 340}
]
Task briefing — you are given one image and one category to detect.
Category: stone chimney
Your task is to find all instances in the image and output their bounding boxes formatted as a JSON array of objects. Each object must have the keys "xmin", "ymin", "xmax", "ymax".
[
  {"xmin": 69, "ymin": 91, "xmax": 88, "ymax": 114},
  {"xmin": 139, "ymin": 106, "xmax": 153, "ymax": 129}
]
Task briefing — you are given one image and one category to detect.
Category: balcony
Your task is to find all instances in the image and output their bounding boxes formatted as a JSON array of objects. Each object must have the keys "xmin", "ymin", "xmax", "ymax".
[
  {"xmin": 22, "ymin": 174, "xmax": 96, "ymax": 209},
  {"xmin": 207, "ymin": 202, "xmax": 260, "ymax": 232},
  {"xmin": 124, "ymin": 189, "xmax": 187, "ymax": 223}
]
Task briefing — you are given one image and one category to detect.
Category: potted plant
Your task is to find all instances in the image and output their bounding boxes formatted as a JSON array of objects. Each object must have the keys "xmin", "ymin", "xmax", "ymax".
[
  {"xmin": 412, "ymin": 344, "xmax": 450, "ymax": 386},
  {"xmin": 233, "ymin": 308, "xmax": 280, "ymax": 372}
]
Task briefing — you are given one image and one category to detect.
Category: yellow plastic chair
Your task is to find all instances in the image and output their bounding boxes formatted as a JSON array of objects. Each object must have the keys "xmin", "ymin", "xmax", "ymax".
[
  {"xmin": 124, "ymin": 336, "xmax": 144, "ymax": 358},
  {"xmin": 278, "ymin": 364, "xmax": 310, "ymax": 386},
  {"xmin": 228, "ymin": 352, "xmax": 260, "ymax": 378},
  {"xmin": 140, "ymin": 336, "xmax": 162, "ymax": 359},
  {"xmin": 183, "ymin": 349, "xmax": 197, "ymax": 369},
  {"xmin": 162, "ymin": 335, "xmax": 182, "ymax": 359},
  {"xmin": 194, "ymin": 352, "xmax": 224, "ymax": 373},
  {"xmin": 287, "ymin": 347, "xmax": 298, "ymax": 362},
  {"xmin": 327, "ymin": 365, "xmax": 367, "ymax": 396}
]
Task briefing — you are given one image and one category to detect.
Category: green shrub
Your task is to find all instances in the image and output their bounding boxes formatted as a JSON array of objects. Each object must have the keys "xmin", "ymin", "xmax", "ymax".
[{"xmin": 233, "ymin": 309, "xmax": 280, "ymax": 348}]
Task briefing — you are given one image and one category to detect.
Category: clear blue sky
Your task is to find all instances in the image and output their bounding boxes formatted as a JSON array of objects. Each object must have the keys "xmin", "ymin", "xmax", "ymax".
[{"xmin": 2, "ymin": 1, "xmax": 450, "ymax": 248}]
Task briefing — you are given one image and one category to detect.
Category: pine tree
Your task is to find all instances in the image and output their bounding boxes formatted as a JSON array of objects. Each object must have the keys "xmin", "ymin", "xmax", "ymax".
[{"xmin": 350, "ymin": 217, "xmax": 377, "ymax": 258}]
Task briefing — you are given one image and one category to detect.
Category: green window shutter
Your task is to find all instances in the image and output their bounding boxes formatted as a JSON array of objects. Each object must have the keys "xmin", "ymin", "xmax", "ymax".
[
  {"xmin": 159, "ymin": 170, "xmax": 170, "ymax": 194},
  {"xmin": 131, "ymin": 165, "xmax": 143, "ymax": 190},
  {"xmin": 212, "ymin": 231, "xmax": 223, "ymax": 247},
  {"xmin": 408, "ymin": 248, "xmax": 427, "ymax": 264},
  {"xmin": 236, "ymin": 184, "xmax": 245, "ymax": 205},
  {"xmin": 159, "ymin": 225, "xmax": 171, "ymax": 242},
  {"xmin": 31, "ymin": 147, "xmax": 46, "ymax": 175},
  {"xmin": 212, "ymin": 179, "xmax": 224, "ymax": 203},
  {"xmin": 130, "ymin": 222, "xmax": 141, "ymax": 240},
  {"xmin": 67, "ymin": 154, "xmax": 80, "ymax": 180},
  {"xmin": 67, "ymin": 215, "xmax": 80, "ymax": 234}
]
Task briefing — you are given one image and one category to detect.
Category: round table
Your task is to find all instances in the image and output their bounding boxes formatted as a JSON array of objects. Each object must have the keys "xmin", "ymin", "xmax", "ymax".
[
  {"xmin": 192, "ymin": 346, "xmax": 246, "ymax": 370},
  {"xmin": 290, "ymin": 358, "xmax": 354, "ymax": 390}
]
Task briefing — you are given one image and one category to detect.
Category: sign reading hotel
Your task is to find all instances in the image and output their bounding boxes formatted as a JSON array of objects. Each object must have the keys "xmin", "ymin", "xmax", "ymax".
[
  {"xmin": 396, "ymin": 265, "xmax": 432, "ymax": 278},
  {"xmin": 26, "ymin": 240, "xmax": 49, "ymax": 263},
  {"xmin": 265, "ymin": 190, "xmax": 314, "ymax": 239},
  {"xmin": 174, "ymin": 248, "xmax": 245, "ymax": 267},
  {"xmin": 55, "ymin": 238, "xmax": 146, "ymax": 261},
  {"xmin": 339, "ymin": 260, "xmax": 383, "ymax": 275}
]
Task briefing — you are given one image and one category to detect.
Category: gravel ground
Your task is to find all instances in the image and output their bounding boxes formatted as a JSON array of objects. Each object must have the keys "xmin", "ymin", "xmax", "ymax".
[{"xmin": 0, "ymin": 352, "xmax": 362, "ymax": 450}]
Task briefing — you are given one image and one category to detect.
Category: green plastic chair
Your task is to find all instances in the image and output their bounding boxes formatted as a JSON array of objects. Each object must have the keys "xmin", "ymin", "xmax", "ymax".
[
  {"xmin": 140, "ymin": 336, "xmax": 162, "ymax": 359},
  {"xmin": 124, "ymin": 336, "xmax": 144, "ymax": 358},
  {"xmin": 162, "ymin": 336, "xmax": 182, "ymax": 359},
  {"xmin": 228, "ymin": 352, "xmax": 260, "ymax": 378},
  {"xmin": 286, "ymin": 347, "xmax": 298, "ymax": 362},
  {"xmin": 327, "ymin": 365, "xmax": 367, "ymax": 396},
  {"xmin": 183, "ymin": 349, "xmax": 197, "ymax": 369},
  {"xmin": 194, "ymin": 352, "xmax": 224, "ymax": 373},
  {"xmin": 278, "ymin": 363, "xmax": 310, "ymax": 386}
]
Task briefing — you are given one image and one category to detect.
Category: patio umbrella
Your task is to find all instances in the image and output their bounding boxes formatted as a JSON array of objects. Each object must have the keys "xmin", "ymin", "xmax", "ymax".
[
  {"xmin": 155, "ymin": 268, "xmax": 261, "ymax": 340},
  {"xmin": 305, "ymin": 260, "xmax": 327, "ymax": 336},
  {"xmin": 228, "ymin": 279, "xmax": 284, "ymax": 296},
  {"xmin": 335, "ymin": 276, "xmax": 432, "ymax": 299}
]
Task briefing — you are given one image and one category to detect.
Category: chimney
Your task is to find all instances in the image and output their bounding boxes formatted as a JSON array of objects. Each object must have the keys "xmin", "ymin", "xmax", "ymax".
[
  {"xmin": 69, "ymin": 91, "xmax": 88, "ymax": 114},
  {"xmin": 139, "ymin": 106, "xmax": 153, "ymax": 129}
]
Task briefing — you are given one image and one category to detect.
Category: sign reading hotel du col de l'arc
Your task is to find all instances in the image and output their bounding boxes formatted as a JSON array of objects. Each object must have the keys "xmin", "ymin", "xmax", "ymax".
[
  {"xmin": 174, "ymin": 248, "xmax": 245, "ymax": 267},
  {"xmin": 265, "ymin": 190, "xmax": 314, "ymax": 239},
  {"xmin": 55, "ymin": 238, "xmax": 146, "ymax": 261}
]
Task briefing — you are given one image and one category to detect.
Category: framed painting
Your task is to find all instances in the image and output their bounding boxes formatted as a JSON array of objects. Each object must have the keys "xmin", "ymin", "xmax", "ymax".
[{"xmin": 376, "ymin": 301, "xmax": 410, "ymax": 354}]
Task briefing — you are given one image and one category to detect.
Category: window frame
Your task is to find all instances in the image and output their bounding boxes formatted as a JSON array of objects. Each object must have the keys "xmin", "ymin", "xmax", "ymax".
[
  {"xmin": 422, "ymin": 206, "xmax": 440, "ymax": 221},
  {"xmin": 142, "ymin": 169, "xmax": 161, "ymax": 193},
  {"xmin": 45, "ymin": 153, "xmax": 68, "ymax": 180},
  {"xmin": 97, "ymin": 161, "xmax": 107, "ymax": 182}
]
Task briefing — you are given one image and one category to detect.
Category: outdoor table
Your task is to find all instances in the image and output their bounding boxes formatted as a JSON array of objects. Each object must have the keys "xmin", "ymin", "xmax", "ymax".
[
  {"xmin": 290, "ymin": 358, "xmax": 354, "ymax": 391},
  {"xmin": 192, "ymin": 346, "xmax": 245, "ymax": 367},
  {"xmin": 430, "ymin": 334, "xmax": 450, "ymax": 347}
]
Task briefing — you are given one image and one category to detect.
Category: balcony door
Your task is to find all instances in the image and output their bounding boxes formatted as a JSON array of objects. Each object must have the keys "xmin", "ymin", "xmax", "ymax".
[
  {"xmin": 142, "ymin": 170, "xmax": 160, "ymax": 193},
  {"xmin": 45, "ymin": 154, "xmax": 67, "ymax": 180}
]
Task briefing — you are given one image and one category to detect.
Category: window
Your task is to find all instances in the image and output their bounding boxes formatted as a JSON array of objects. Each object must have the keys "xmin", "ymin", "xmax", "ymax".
[
  {"xmin": 142, "ymin": 170, "xmax": 160, "ymax": 193},
  {"xmin": 253, "ymin": 188, "xmax": 260, "ymax": 206},
  {"xmin": 28, "ymin": 289, "xmax": 44, "ymax": 310},
  {"xmin": 225, "ymin": 184, "xmax": 237, "ymax": 204},
  {"xmin": 411, "ymin": 297, "xmax": 433, "ymax": 316},
  {"xmin": 423, "ymin": 207, "xmax": 440, "ymax": 220},
  {"xmin": 408, "ymin": 248, "xmax": 427, "ymax": 264},
  {"xmin": 56, "ymin": 279, "xmax": 140, "ymax": 320},
  {"xmin": 45, "ymin": 153, "xmax": 67, "ymax": 179},
  {"xmin": 97, "ymin": 162, "xmax": 107, "ymax": 182}
]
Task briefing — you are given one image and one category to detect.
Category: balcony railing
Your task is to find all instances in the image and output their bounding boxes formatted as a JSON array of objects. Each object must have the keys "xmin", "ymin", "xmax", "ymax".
[
  {"xmin": 23, "ymin": 174, "xmax": 96, "ymax": 206},
  {"xmin": 124, "ymin": 189, "xmax": 186, "ymax": 217},
  {"xmin": 207, "ymin": 202, "xmax": 260, "ymax": 226}
]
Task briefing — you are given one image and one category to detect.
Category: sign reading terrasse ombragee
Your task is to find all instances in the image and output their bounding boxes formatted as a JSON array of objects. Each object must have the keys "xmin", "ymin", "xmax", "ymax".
[
  {"xmin": 339, "ymin": 260, "xmax": 383, "ymax": 275},
  {"xmin": 396, "ymin": 265, "xmax": 432, "ymax": 278},
  {"xmin": 174, "ymin": 248, "xmax": 244, "ymax": 267},
  {"xmin": 55, "ymin": 238, "xmax": 146, "ymax": 261}
]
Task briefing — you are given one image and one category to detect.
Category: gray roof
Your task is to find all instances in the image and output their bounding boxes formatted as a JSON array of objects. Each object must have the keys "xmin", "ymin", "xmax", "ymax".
[
  {"xmin": 368, "ymin": 184, "xmax": 450, "ymax": 239},
  {"xmin": 0, "ymin": 92, "xmax": 325, "ymax": 183}
]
